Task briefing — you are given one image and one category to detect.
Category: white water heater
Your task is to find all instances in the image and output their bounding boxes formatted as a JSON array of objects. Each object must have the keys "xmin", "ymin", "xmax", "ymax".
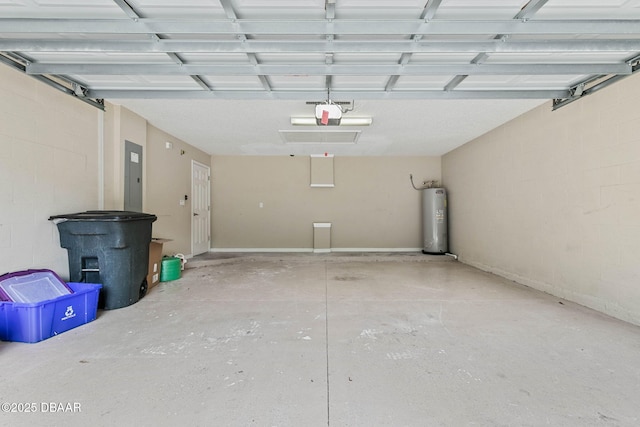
[{"xmin": 422, "ymin": 188, "xmax": 448, "ymax": 254}]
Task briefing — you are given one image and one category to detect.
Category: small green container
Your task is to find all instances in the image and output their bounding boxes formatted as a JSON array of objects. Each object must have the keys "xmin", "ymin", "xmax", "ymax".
[{"xmin": 160, "ymin": 257, "xmax": 181, "ymax": 282}]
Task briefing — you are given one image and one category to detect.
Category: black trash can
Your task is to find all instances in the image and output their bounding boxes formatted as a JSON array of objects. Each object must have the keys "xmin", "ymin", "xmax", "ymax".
[{"xmin": 49, "ymin": 211, "xmax": 157, "ymax": 310}]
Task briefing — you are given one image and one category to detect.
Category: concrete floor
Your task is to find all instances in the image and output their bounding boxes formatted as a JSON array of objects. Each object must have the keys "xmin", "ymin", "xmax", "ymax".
[{"xmin": 2, "ymin": 253, "xmax": 640, "ymax": 426}]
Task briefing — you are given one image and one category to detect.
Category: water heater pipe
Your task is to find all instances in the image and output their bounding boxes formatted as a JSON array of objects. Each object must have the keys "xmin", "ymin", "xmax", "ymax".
[{"xmin": 409, "ymin": 174, "xmax": 438, "ymax": 190}]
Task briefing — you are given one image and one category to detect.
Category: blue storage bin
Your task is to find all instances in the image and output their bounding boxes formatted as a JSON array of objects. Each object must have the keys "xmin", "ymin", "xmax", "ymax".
[{"xmin": 0, "ymin": 282, "xmax": 102, "ymax": 343}]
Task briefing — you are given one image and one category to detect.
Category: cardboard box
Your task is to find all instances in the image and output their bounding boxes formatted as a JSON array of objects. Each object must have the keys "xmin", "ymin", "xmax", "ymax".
[{"xmin": 147, "ymin": 238, "xmax": 172, "ymax": 290}]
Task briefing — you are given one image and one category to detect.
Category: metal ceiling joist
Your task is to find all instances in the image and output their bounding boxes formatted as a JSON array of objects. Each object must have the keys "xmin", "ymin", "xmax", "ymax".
[
  {"xmin": 4, "ymin": 39, "xmax": 640, "ymax": 54},
  {"xmin": 444, "ymin": 75, "xmax": 468, "ymax": 92},
  {"xmin": 86, "ymin": 88, "xmax": 570, "ymax": 100},
  {"xmin": 0, "ymin": 52, "xmax": 104, "ymax": 110},
  {"xmin": 112, "ymin": 0, "xmax": 139, "ymax": 20},
  {"xmin": 444, "ymin": 0, "xmax": 549, "ymax": 93},
  {"xmin": 1, "ymin": 18, "xmax": 639, "ymax": 36},
  {"xmin": 514, "ymin": 0, "xmax": 549, "ymax": 20},
  {"xmin": 385, "ymin": 0, "xmax": 444, "ymax": 92},
  {"xmin": 552, "ymin": 54, "xmax": 640, "ymax": 110},
  {"xmin": 111, "ymin": 0, "xmax": 212, "ymax": 91},
  {"xmin": 325, "ymin": 0, "xmax": 336, "ymax": 21},
  {"xmin": 27, "ymin": 62, "xmax": 631, "ymax": 76},
  {"xmin": 324, "ymin": 0, "xmax": 336, "ymax": 96},
  {"xmin": 1, "ymin": 2, "xmax": 638, "ymax": 112},
  {"xmin": 423, "ymin": 0, "xmax": 443, "ymax": 22},
  {"xmin": 218, "ymin": 0, "xmax": 272, "ymax": 92}
]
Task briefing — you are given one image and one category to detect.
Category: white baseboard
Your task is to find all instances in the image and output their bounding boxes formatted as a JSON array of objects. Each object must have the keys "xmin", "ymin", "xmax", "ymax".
[
  {"xmin": 331, "ymin": 248, "xmax": 422, "ymax": 253},
  {"xmin": 209, "ymin": 248, "xmax": 313, "ymax": 253},
  {"xmin": 209, "ymin": 247, "xmax": 422, "ymax": 253}
]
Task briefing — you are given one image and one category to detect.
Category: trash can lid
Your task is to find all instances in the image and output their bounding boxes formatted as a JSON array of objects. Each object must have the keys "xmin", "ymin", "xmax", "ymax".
[{"xmin": 49, "ymin": 210, "xmax": 157, "ymax": 222}]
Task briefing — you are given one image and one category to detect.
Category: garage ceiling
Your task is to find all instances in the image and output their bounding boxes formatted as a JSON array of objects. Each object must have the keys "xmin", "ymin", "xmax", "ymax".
[{"xmin": 1, "ymin": 0, "xmax": 639, "ymax": 156}]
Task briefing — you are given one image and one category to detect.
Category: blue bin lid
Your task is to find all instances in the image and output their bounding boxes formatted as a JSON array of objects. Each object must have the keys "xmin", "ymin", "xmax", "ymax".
[{"xmin": 49, "ymin": 210, "xmax": 157, "ymax": 222}]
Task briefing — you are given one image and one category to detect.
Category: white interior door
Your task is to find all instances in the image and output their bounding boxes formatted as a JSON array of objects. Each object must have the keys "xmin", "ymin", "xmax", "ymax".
[{"xmin": 192, "ymin": 161, "xmax": 211, "ymax": 256}]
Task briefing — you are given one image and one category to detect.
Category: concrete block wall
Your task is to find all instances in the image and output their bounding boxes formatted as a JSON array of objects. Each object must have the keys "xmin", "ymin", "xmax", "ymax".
[
  {"xmin": 0, "ymin": 65, "xmax": 99, "ymax": 277},
  {"xmin": 442, "ymin": 72, "xmax": 640, "ymax": 325}
]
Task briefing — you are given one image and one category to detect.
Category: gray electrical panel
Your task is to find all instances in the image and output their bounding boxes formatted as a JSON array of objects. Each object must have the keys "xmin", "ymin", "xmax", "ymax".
[{"xmin": 422, "ymin": 188, "xmax": 448, "ymax": 254}]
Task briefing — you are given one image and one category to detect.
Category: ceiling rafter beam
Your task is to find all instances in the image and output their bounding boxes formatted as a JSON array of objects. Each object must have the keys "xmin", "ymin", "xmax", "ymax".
[
  {"xmin": 112, "ymin": 0, "xmax": 141, "ymax": 21},
  {"xmin": 86, "ymin": 88, "xmax": 570, "ymax": 100},
  {"xmin": 384, "ymin": 75, "xmax": 400, "ymax": 92},
  {"xmin": 444, "ymin": 75, "xmax": 468, "ymax": 92},
  {"xmin": 476, "ymin": 1, "xmax": 550, "ymax": 65},
  {"xmin": 423, "ymin": 0, "xmax": 443, "ymax": 22},
  {"xmin": 325, "ymin": 0, "xmax": 336, "ymax": 21},
  {"xmin": 325, "ymin": 52, "xmax": 334, "ymax": 94},
  {"xmin": 1, "ymin": 18, "xmax": 639, "ymax": 35},
  {"xmin": 112, "ymin": 0, "xmax": 212, "ymax": 91},
  {"xmin": 385, "ymin": 0, "xmax": 444, "ymax": 92},
  {"xmin": 515, "ymin": 0, "xmax": 549, "ymax": 20},
  {"xmin": 0, "ymin": 52, "xmax": 104, "ymax": 109},
  {"xmin": 4, "ymin": 38, "xmax": 640, "ymax": 53},
  {"xmin": 324, "ymin": 0, "xmax": 337, "ymax": 97},
  {"xmin": 27, "ymin": 62, "xmax": 632, "ymax": 76},
  {"xmin": 218, "ymin": 0, "xmax": 271, "ymax": 92},
  {"xmin": 552, "ymin": 53, "xmax": 640, "ymax": 110},
  {"xmin": 444, "ymin": 0, "xmax": 550, "ymax": 91}
]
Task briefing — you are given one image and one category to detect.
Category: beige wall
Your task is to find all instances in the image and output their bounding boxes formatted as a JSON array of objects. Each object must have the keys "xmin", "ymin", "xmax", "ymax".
[
  {"xmin": 103, "ymin": 103, "xmax": 211, "ymax": 256},
  {"xmin": 0, "ymin": 65, "xmax": 209, "ymax": 277},
  {"xmin": 442, "ymin": 72, "xmax": 640, "ymax": 325},
  {"xmin": 146, "ymin": 124, "xmax": 211, "ymax": 256},
  {"xmin": 211, "ymin": 156, "xmax": 441, "ymax": 250},
  {"xmin": 0, "ymin": 65, "xmax": 99, "ymax": 277},
  {"xmin": 103, "ymin": 103, "xmax": 147, "ymax": 210},
  {"xmin": 5, "ymin": 54, "xmax": 639, "ymax": 325}
]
